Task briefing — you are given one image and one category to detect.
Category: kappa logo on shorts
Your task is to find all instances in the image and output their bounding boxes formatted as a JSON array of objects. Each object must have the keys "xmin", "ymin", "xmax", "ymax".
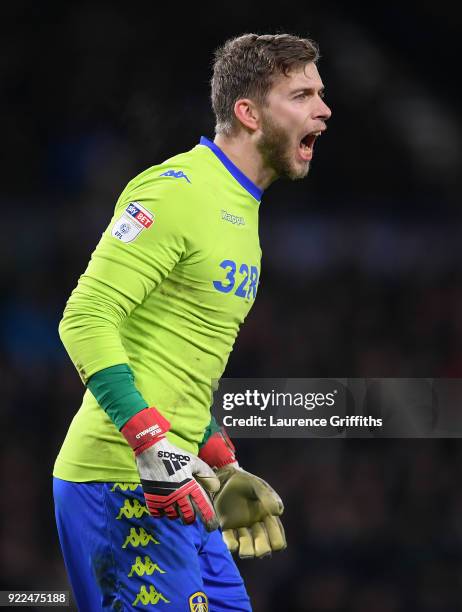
[
  {"xmin": 111, "ymin": 482, "xmax": 141, "ymax": 492},
  {"xmin": 128, "ymin": 555, "xmax": 166, "ymax": 577},
  {"xmin": 133, "ymin": 585, "xmax": 170, "ymax": 606},
  {"xmin": 116, "ymin": 499, "xmax": 149, "ymax": 519},
  {"xmin": 112, "ymin": 201, "xmax": 154, "ymax": 243},
  {"xmin": 122, "ymin": 527, "xmax": 159, "ymax": 549},
  {"xmin": 189, "ymin": 591, "xmax": 208, "ymax": 612}
]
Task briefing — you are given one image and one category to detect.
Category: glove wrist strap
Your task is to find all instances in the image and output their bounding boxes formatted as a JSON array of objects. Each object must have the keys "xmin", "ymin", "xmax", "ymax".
[
  {"xmin": 121, "ymin": 407, "xmax": 170, "ymax": 456},
  {"xmin": 198, "ymin": 429, "xmax": 237, "ymax": 469}
]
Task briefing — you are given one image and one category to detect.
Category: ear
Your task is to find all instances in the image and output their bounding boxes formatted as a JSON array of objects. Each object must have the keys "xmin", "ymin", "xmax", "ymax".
[{"xmin": 233, "ymin": 98, "xmax": 260, "ymax": 132}]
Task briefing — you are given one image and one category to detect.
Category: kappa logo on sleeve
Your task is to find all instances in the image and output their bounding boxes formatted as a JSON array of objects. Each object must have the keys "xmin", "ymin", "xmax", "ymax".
[
  {"xmin": 112, "ymin": 202, "xmax": 154, "ymax": 243},
  {"xmin": 160, "ymin": 169, "xmax": 191, "ymax": 183}
]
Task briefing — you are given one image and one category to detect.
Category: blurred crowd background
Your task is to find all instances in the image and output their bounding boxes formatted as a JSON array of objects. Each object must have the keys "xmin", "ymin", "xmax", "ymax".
[{"xmin": 2, "ymin": 1, "xmax": 462, "ymax": 610}]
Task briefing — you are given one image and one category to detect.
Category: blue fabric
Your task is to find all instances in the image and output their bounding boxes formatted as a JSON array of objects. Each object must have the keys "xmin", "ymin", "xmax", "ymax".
[
  {"xmin": 199, "ymin": 137, "xmax": 263, "ymax": 202},
  {"xmin": 53, "ymin": 477, "xmax": 251, "ymax": 611}
]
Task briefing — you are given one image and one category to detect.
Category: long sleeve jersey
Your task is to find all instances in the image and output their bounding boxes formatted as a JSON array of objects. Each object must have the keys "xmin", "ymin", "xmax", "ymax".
[{"xmin": 53, "ymin": 137, "xmax": 262, "ymax": 482}]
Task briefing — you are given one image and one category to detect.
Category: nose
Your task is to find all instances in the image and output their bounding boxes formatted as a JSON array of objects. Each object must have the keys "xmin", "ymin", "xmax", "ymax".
[{"xmin": 317, "ymin": 97, "xmax": 332, "ymax": 122}]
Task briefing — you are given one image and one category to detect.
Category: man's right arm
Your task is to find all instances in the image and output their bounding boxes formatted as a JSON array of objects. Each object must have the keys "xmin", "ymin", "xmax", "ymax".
[
  {"xmin": 58, "ymin": 178, "xmax": 185, "ymax": 425},
  {"xmin": 59, "ymin": 175, "xmax": 220, "ymax": 529}
]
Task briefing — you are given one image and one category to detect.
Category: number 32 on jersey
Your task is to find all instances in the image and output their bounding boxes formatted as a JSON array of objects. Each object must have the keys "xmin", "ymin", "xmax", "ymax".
[{"xmin": 213, "ymin": 259, "xmax": 259, "ymax": 299}]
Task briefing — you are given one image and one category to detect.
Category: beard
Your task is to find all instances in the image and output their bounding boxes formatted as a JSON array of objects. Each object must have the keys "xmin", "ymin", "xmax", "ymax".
[{"xmin": 256, "ymin": 111, "xmax": 311, "ymax": 181}]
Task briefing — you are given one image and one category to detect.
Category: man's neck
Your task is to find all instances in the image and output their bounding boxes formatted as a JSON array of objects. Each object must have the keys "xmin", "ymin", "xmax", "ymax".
[{"xmin": 213, "ymin": 133, "xmax": 277, "ymax": 191}]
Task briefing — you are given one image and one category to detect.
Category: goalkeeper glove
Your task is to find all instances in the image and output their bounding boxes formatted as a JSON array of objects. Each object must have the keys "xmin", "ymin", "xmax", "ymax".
[
  {"xmin": 199, "ymin": 429, "xmax": 287, "ymax": 558},
  {"xmin": 121, "ymin": 407, "xmax": 220, "ymax": 531}
]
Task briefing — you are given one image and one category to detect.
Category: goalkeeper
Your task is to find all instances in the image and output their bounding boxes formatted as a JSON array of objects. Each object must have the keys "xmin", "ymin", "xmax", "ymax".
[{"xmin": 53, "ymin": 33, "xmax": 331, "ymax": 611}]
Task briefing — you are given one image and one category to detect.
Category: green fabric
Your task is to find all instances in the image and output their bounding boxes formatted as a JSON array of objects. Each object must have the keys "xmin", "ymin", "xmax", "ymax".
[
  {"xmin": 54, "ymin": 141, "xmax": 262, "ymax": 482},
  {"xmin": 199, "ymin": 415, "xmax": 222, "ymax": 448},
  {"xmin": 86, "ymin": 364, "xmax": 148, "ymax": 430}
]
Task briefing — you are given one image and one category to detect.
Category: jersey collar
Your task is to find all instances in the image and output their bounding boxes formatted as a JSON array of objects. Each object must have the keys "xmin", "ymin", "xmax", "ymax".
[{"xmin": 200, "ymin": 136, "xmax": 263, "ymax": 202}]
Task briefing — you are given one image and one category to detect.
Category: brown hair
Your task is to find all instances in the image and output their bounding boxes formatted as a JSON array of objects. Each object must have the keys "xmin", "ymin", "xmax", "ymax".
[{"xmin": 211, "ymin": 33, "xmax": 320, "ymax": 135}]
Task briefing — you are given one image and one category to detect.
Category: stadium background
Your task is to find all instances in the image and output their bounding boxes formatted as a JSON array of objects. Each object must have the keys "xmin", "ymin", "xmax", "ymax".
[{"xmin": 2, "ymin": 2, "xmax": 462, "ymax": 610}]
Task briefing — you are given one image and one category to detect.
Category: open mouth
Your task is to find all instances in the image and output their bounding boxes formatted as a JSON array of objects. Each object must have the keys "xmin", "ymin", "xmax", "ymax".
[{"xmin": 299, "ymin": 131, "xmax": 321, "ymax": 161}]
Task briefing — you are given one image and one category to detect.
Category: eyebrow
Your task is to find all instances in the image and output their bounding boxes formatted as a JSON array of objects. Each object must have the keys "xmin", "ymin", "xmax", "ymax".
[{"xmin": 292, "ymin": 86, "xmax": 326, "ymax": 97}]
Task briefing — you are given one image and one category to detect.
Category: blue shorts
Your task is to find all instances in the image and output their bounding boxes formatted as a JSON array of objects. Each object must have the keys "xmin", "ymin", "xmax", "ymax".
[{"xmin": 53, "ymin": 477, "xmax": 251, "ymax": 611}]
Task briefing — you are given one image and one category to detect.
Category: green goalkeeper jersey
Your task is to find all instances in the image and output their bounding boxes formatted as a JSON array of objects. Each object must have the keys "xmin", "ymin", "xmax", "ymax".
[{"xmin": 53, "ymin": 137, "xmax": 262, "ymax": 482}]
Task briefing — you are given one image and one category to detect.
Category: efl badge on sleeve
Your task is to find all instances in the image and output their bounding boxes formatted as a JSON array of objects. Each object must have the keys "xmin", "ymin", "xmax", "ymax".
[
  {"xmin": 189, "ymin": 591, "xmax": 208, "ymax": 612},
  {"xmin": 112, "ymin": 201, "xmax": 154, "ymax": 243}
]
